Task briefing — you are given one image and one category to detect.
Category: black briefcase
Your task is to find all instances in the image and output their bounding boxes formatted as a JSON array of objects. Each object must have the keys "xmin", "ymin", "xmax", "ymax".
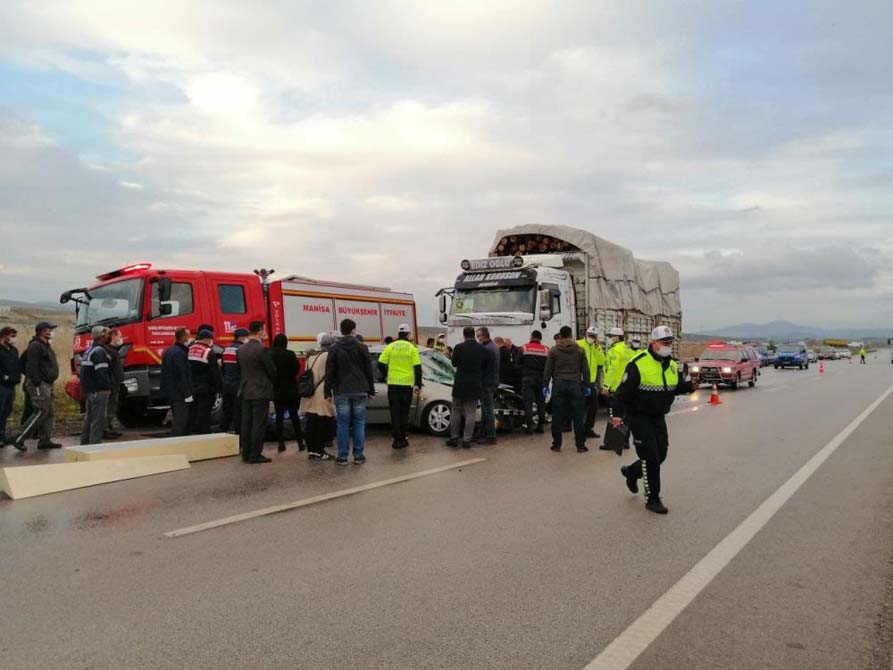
[{"xmin": 603, "ymin": 421, "xmax": 629, "ymax": 456}]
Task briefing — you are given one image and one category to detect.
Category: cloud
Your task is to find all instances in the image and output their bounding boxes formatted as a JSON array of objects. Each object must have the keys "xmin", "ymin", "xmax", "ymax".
[{"xmin": 1, "ymin": 1, "xmax": 892, "ymax": 329}]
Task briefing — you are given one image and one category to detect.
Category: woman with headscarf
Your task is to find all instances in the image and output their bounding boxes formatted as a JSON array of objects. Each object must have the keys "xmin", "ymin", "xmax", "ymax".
[
  {"xmin": 299, "ymin": 332, "xmax": 337, "ymax": 460},
  {"xmin": 271, "ymin": 333, "xmax": 306, "ymax": 453}
]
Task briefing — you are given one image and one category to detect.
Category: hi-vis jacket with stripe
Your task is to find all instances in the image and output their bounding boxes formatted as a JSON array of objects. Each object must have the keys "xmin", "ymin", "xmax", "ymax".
[
  {"xmin": 611, "ymin": 347, "xmax": 695, "ymax": 418},
  {"xmin": 80, "ymin": 342, "xmax": 112, "ymax": 394}
]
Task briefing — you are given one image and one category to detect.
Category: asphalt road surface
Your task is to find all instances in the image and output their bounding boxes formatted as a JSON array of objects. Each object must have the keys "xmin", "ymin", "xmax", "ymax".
[{"xmin": 1, "ymin": 354, "xmax": 892, "ymax": 670}]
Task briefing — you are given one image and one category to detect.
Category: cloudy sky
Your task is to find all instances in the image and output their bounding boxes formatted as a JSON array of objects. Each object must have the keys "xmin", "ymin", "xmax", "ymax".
[{"xmin": 1, "ymin": 1, "xmax": 891, "ymax": 330}]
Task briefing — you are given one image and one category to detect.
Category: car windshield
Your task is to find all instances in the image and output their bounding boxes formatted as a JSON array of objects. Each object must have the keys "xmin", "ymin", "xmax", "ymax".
[
  {"xmin": 421, "ymin": 350, "xmax": 455, "ymax": 385},
  {"xmin": 75, "ymin": 278, "xmax": 144, "ymax": 334},
  {"xmin": 778, "ymin": 345, "xmax": 801, "ymax": 353},
  {"xmin": 451, "ymin": 287, "xmax": 535, "ymax": 315},
  {"xmin": 699, "ymin": 348, "xmax": 738, "ymax": 360}
]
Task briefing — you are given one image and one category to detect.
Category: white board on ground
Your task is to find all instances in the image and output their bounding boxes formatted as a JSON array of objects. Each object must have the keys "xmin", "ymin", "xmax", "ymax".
[
  {"xmin": 64, "ymin": 433, "xmax": 239, "ymax": 463},
  {"xmin": 0, "ymin": 455, "xmax": 190, "ymax": 500}
]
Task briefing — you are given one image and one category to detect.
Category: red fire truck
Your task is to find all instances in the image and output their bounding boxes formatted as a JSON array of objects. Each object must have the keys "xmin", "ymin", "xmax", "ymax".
[{"xmin": 61, "ymin": 264, "xmax": 418, "ymax": 426}]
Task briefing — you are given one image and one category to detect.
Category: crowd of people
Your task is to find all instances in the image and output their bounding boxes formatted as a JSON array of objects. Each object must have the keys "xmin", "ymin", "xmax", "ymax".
[{"xmin": 0, "ymin": 315, "xmax": 693, "ymax": 513}]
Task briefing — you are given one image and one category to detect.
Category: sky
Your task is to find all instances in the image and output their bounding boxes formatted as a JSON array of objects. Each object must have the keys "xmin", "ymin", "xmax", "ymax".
[{"xmin": 1, "ymin": 1, "xmax": 891, "ymax": 330}]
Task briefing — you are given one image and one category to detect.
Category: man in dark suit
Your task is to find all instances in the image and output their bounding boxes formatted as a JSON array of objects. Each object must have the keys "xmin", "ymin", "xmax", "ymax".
[
  {"xmin": 161, "ymin": 327, "xmax": 194, "ymax": 436},
  {"xmin": 446, "ymin": 326, "xmax": 485, "ymax": 449},
  {"xmin": 237, "ymin": 320, "xmax": 276, "ymax": 464}
]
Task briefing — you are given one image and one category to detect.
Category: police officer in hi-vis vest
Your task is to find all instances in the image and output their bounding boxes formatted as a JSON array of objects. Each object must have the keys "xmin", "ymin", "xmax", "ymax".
[{"xmin": 611, "ymin": 326, "xmax": 695, "ymax": 515}]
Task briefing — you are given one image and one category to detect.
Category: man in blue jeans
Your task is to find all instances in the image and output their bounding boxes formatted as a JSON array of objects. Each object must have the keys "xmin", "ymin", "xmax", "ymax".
[
  {"xmin": 325, "ymin": 318, "xmax": 376, "ymax": 465},
  {"xmin": 543, "ymin": 325, "xmax": 590, "ymax": 452}
]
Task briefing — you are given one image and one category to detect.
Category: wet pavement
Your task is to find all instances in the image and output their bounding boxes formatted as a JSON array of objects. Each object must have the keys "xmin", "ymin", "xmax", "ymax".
[{"xmin": 1, "ymin": 358, "xmax": 892, "ymax": 669}]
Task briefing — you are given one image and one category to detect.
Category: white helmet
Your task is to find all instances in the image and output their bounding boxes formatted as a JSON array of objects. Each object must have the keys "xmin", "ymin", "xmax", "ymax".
[
  {"xmin": 397, "ymin": 323, "xmax": 411, "ymax": 334},
  {"xmin": 650, "ymin": 325, "xmax": 675, "ymax": 341},
  {"xmin": 586, "ymin": 326, "xmax": 601, "ymax": 338},
  {"xmin": 608, "ymin": 327, "xmax": 624, "ymax": 337}
]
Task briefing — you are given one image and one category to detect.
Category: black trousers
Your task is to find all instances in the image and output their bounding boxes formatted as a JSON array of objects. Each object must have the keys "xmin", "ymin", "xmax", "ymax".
[
  {"xmin": 170, "ymin": 400, "xmax": 191, "ymax": 436},
  {"xmin": 521, "ymin": 378, "xmax": 545, "ymax": 429},
  {"xmin": 188, "ymin": 387, "xmax": 214, "ymax": 435},
  {"xmin": 388, "ymin": 385, "xmax": 413, "ymax": 442},
  {"xmin": 550, "ymin": 379, "xmax": 585, "ymax": 448},
  {"xmin": 221, "ymin": 383, "xmax": 240, "ymax": 432},
  {"xmin": 583, "ymin": 383, "xmax": 599, "ymax": 431},
  {"xmin": 274, "ymin": 397, "xmax": 303, "ymax": 446},
  {"xmin": 624, "ymin": 413, "xmax": 669, "ymax": 502},
  {"xmin": 240, "ymin": 399, "xmax": 269, "ymax": 460}
]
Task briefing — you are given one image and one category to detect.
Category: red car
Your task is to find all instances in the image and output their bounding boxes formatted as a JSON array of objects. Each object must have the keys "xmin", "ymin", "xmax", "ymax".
[{"xmin": 690, "ymin": 342, "xmax": 760, "ymax": 389}]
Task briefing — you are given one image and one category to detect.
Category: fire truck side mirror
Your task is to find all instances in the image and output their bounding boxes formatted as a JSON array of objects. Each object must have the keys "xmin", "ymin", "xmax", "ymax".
[
  {"xmin": 538, "ymin": 289, "xmax": 552, "ymax": 321},
  {"xmin": 158, "ymin": 277, "xmax": 172, "ymax": 303},
  {"xmin": 159, "ymin": 303, "xmax": 173, "ymax": 316},
  {"xmin": 438, "ymin": 294, "xmax": 448, "ymax": 322}
]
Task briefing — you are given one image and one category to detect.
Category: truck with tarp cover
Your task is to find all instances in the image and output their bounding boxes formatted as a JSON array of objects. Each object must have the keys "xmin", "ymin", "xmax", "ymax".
[{"xmin": 437, "ymin": 224, "xmax": 682, "ymax": 353}]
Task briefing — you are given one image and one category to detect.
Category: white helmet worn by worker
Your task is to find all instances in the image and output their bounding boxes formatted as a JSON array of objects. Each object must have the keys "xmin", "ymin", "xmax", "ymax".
[
  {"xmin": 650, "ymin": 325, "xmax": 675, "ymax": 341},
  {"xmin": 586, "ymin": 326, "xmax": 601, "ymax": 339},
  {"xmin": 397, "ymin": 323, "xmax": 411, "ymax": 334},
  {"xmin": 608, "ymin": 326, "xmax": 624, "ymax": 337}
]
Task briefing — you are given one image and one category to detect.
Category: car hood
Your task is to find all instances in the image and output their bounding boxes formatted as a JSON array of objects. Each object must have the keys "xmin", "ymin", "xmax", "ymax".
[{"xmin": 696, "ymin": 358, "xmax": 738, "ymax": 366}]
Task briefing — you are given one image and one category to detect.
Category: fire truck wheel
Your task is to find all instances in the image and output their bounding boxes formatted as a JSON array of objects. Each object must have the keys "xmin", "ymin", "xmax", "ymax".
[{"xmin": 423, "ymin": 401, "xmax": 452, "ymax": 437}]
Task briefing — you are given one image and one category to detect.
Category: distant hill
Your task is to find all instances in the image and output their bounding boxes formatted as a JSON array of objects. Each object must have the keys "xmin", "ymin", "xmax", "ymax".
[
  {"xmin": 697, "ymin": 320, "xmax": 890, "ymax": 341},
  {"xmin": 0, "ymin": 298, "xmax": 68, "ymax": 313}
]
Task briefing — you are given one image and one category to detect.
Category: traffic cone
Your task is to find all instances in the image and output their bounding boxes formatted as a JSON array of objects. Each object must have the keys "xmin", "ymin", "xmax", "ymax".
[
  {"xmin": 709, "ymin": 383, "xmax": 722, "ymax": 405},
  {"xmin": 819, "ymin": 362, "xmax": 825, "ymax": 374}
]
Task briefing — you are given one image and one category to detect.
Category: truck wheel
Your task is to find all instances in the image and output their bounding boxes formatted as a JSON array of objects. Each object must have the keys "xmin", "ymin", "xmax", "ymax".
[
  {"xmin": 774, "ymin": 364, "xmax": 779, "ymax": 369},
  {"xmin": 423, "ymin": 401, "xmax": 452, "ymax": 437}
]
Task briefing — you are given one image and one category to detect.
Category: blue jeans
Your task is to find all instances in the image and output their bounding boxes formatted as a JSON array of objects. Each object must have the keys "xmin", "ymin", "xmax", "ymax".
[
  {"xmin": 479, "ymin": 385, "xmax": 496, "ymax": 438},
  {"xmin": 335, "ymin": 393, "xmax": 368, "ymax": 459}
]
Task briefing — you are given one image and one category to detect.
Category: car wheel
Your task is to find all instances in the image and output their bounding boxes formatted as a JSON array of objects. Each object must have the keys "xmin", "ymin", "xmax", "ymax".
[
  {"xmin": 805, "ymin": 362, "xmax": 809, "ymax": 370},
  {"xmin": 423, "ymin": 401, "xmax": 452, "ymax": 437},
  {"xmin": 730, "ymin": 374, "xmax": 740, "ymax": 390},
  {"xmin": 749, "ymin": 371, "xmax": 757, "ymax": 387}
]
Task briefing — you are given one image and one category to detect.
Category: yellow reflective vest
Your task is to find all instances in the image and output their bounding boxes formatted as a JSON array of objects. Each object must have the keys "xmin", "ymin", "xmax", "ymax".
[
  {"xmin": 604, "ymin": 340, "xmax": 630, "ymax": 392},
  {"xmin": 576, "ymin": 338, "xmax": 605, "ymax": 384},
  {"xmin": 378, "ymin": 339, "xmax": 421, "ymax": 386}
]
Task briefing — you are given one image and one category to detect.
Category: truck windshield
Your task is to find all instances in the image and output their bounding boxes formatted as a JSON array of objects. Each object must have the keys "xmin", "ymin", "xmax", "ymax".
[
  {"xmin": 699, "ymin": 348, "xmax": 738, "ymax": 360},
  {"xmin": 451, "ymin": 287, "xmax": 535, "ymax": 315},
  {"xmin": 75, "ymin": 278, "xmax": 144, "ymax": 334}
]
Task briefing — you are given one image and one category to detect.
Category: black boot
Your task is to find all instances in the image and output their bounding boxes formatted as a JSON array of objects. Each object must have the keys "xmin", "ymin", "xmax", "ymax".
[
  {"xmin": 620, "ymin": 466, "xmax": 638, "ymax": 494},
  {"xmin": 646, "ymin": 498, "xmax": 669, "ymax": 515},
  {"xmin": 277, "ymin": 442, "xmax": 286, "ymax": 453}
]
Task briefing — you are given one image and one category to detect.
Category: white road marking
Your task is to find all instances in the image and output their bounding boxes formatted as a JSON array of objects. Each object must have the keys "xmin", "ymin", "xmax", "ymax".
[
  {"xmin": 164, "ymin": 458, "xmax": 487, "ymax": 538},
  {"xmin": 583, "ymin": 385, "xmax": 893, "ymax": 670}
]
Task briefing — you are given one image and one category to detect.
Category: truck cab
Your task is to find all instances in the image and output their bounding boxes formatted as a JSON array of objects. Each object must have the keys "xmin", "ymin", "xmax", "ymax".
[
  {"xmin": 438, "ymin": 256, "xmax": 574, "ymax": 347},
  {"xmin": 62, "ymin": 264, "xmax": 266, "ymax": 426}
]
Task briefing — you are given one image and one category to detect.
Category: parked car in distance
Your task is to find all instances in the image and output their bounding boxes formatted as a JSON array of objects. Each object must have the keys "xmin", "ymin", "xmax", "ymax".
[
  {"xmin": 690, "ymin": 342, "xmax": 760, "ymax": 389},
  {"xmin": 817, "ymin": 347, "xmax": 835, "ymax": 360},
  {"xmin": 754, "ymin": 346, "xmax": 772, "ymax": 367},
  {"xmin": 775, "ymin": 343, "xmax": 810, "ymax": 370},
  {"xmin": 808, "ymin": 349, "xmax": 819, "ymax": 363},
  {"xmin": 837, "ymin": 348, "xmax": 852, "ymax": 359}
]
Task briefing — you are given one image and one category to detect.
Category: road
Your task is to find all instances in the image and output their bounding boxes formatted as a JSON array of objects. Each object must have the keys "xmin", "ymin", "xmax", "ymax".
[{"xmin": 1, "ymin": 355, "xmax": 891, "ymax": 669}]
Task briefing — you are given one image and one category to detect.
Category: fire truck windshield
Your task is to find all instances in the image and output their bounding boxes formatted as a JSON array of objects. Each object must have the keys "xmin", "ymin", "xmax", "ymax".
[
  {"xmin": 451, "ymin": 287, "xmax": 536, "ymax": 316},
  {"xmin": 75, "ymin": 278, "xmax": 144, "ymax": 334}
]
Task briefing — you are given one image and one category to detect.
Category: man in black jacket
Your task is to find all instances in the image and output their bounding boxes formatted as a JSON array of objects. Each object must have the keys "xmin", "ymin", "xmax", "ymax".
[
  {"xmin": 220, "ymin": 327, "xmax": 249, "ymax": 433},
  {"xmin": 0, "ymin": 327, "xmax": 21, "ymax": 446},
  {"xmin": 476, "ymin": 327, "xmax": 500, "ymax": 445},
  {"xmin": 544, "ymin": 325, "xmax": 589, "ymax": 453},
  {"xmin": 80, "ymin": 326, "xmax": 112, "ymax": 445},
  {"xmin": 238, "ymin": 320, "xmax": 277, "ymax": 463},
  {"xmin": 161, "ymin": 327, "xmax": 193, "ymax": 437},
  {"xmin": 104, "ymin": 327, "xmax": 125, "ymax": 439},
  {"xmin": 519, "ymin": 330, "xmax": 548, "ymax": 434},
  {"xmin": 446, "ymin": 326, "xmax": 485, "ymax": 449},
  {"xmin": 14, "ymin": 321, "xmax": 61, "ymax": 451},
  {"xmin": 187, "ymin": 329, "xmax": 223, "ymax": 435},
  {"xmin": 325, "ymin": 319, "xmax": 375, "ymax": 465}
]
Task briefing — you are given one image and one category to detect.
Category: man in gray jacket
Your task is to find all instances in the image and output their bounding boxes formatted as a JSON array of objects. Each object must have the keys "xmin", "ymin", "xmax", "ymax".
[
  {"xmin": 476, "ymin": 327, "xmax": 500, "ymax": 445},
  {"xmin": 238, "ymin": 320, "xmax": 276, "ymax": 464},
  {"xmin": 544, "ymin": 325, "xmax": 589, "ymax": 453}
]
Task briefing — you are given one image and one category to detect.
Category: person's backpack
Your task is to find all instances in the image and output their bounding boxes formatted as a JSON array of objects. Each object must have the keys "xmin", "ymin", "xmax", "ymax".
[{"xmin": 297, "ymin": 354, "xmax": 325, "ymax": 398}]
